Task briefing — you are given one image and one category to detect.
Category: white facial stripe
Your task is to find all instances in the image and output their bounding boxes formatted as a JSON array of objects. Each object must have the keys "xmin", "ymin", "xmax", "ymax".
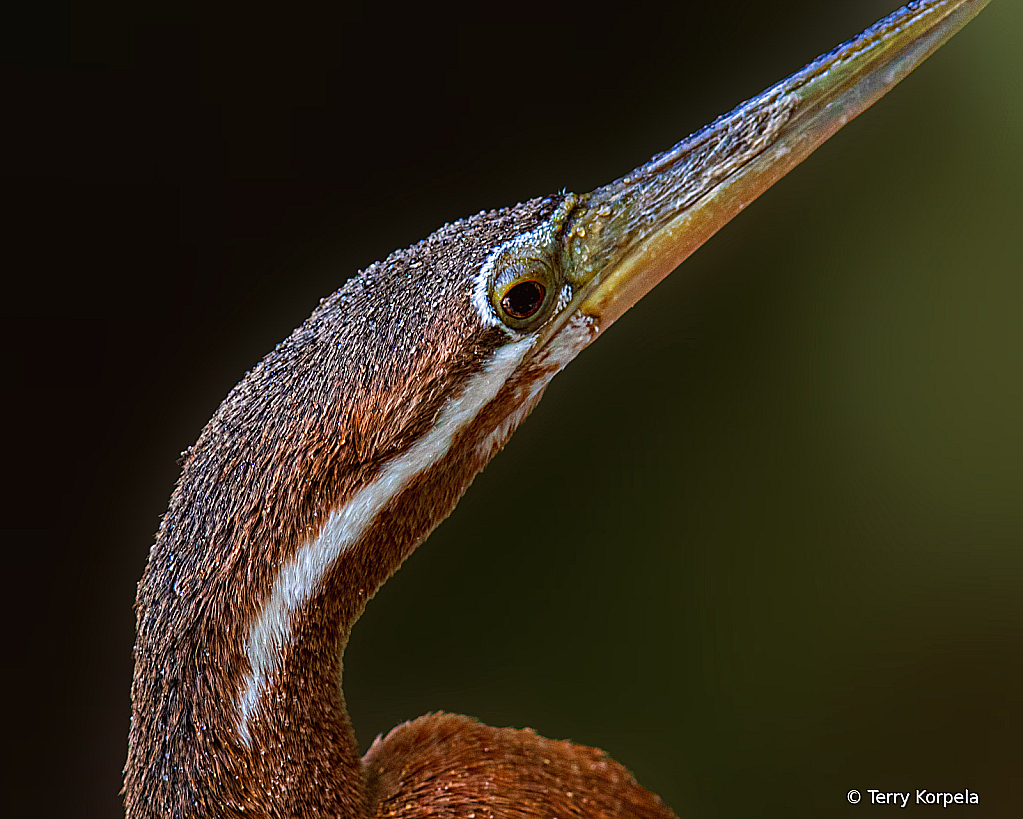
[
  {"xmin": 476, "ymin": 313, "xmax": 597, "ymax": 459},
  {"xmin": 470, "ymin": 243, "xmax": 508, "ymax": 330},
  {"xmin": 236, "ymin": 337, "xmax": 533, "ymax": 746},
  {"xmin": 535, "ymin": 312, "xmax": 597, "ymax": 374},
  {"xmin": 471, "ymin": 221, "xmax": 557, "ymax": 333}
]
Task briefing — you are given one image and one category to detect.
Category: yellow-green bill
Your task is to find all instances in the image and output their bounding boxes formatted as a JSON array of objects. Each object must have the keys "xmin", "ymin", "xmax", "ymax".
[{"xmin": 568, "ymin": 0, "xmax": 990, "ymax": 331}]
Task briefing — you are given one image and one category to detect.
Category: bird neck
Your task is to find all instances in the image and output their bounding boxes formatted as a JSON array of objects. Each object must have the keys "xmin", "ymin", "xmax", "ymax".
[{"xmin": 125, "ymin": 325, "xmax": 550, "ymax": 818}]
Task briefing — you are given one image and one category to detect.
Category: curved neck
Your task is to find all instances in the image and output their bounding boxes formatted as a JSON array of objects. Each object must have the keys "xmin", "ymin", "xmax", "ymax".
[{"xmin": 126, "ymin": 334, "xmax": 540, "ymax": 818}]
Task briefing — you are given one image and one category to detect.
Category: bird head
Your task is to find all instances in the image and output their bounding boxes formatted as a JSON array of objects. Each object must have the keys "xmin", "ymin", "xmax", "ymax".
[{"xmin": 125, "ymin": 3, "xmax": 990, "ymax": 817}]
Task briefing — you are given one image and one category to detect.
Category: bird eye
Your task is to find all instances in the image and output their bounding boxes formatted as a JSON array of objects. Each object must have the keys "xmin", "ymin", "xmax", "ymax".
[{"xmin": 500, "ymin": 280, "xmax": 546, "ymax": 320}]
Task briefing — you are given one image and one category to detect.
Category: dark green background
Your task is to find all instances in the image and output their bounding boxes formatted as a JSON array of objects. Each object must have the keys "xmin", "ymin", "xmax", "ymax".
[{"xmin": 7, "ymin": 1, "xmax": 1019, "ymax": 816}]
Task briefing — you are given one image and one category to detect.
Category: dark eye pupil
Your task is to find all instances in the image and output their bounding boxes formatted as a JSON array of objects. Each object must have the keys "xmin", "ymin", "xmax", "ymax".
[{"xmin": 501, "ymin": 280, "xmax": 546, "ymax": 320}]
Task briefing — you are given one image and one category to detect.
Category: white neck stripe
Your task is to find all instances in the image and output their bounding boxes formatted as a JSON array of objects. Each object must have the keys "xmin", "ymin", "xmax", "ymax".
[{"xmin": 236, "ymin": 337, "xmax": 532, "ymax": 745}]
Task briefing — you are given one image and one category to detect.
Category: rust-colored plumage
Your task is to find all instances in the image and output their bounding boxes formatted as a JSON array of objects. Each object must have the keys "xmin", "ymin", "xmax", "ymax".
[
  {"xmin": 364, "ymin": 714, "xmax": 675, "ymax": 818},
  {"xmin": 125, "ymin": 198, "xmax": 635, "ymax": 818},
  {"xmin": 126, "ymin": 3, "xmax": 989, "ymax": 817}
]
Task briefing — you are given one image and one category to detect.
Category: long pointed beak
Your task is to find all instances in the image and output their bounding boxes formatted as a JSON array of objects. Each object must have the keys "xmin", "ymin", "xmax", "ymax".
[{"xmin": 558, "ymin": 0, "xmax": 990, "ymax": 337}]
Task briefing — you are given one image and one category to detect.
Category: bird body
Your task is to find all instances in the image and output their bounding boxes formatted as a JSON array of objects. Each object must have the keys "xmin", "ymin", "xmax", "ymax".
[{"xmin": 126, "ymin": 2, "xmax": 991, "ymax": 816}]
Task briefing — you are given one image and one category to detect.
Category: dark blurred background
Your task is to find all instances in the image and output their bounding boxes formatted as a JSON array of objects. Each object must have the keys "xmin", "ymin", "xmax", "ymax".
[{"xmin": 4, "ymin": 1, "xmax": 1020, "ymax": 816}]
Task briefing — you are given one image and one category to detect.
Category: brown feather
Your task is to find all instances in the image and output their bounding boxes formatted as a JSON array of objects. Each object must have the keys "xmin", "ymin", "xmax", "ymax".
[
  {"xmin": 364, "ymin": 714, "xmax": 677, "ymax": 819},
  {"xmin": 126, "ymin": 195, "xmax": 647, "ymax": 818}
]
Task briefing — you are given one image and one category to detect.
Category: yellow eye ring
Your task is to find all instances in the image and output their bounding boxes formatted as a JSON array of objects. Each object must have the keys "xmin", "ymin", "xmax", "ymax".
[{"xmin": 500, "ymin": 279, "xmax": 546, "ymax": 320}]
